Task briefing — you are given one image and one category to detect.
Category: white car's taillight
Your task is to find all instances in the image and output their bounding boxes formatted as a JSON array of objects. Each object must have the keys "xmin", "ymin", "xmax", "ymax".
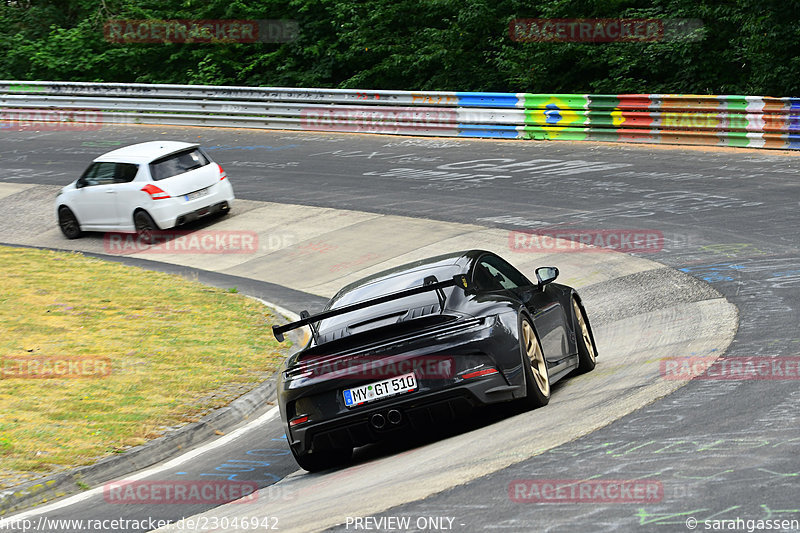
[
  {"xmin": 141, "ymin": 183, "xmax": 171, "ymax": 200},
  {"xmin": 218, "ymin": 163, "xmax": 227, "ymax": 181}
]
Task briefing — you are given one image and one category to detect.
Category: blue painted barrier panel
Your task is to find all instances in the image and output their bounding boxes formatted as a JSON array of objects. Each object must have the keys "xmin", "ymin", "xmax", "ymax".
[
  {"xmin": 458, "ymin": 124, "xmax": 519, "ymax": 138},
  {"xmin": 788, "ymin": 114, "xmax": 800, "ymax": 132},
  {"xmin": 789, "ymin": 98, "xmax": 800, "ymax": 137},
  {"xmin": 456, "ymin": 92, "xmax": 519, "ymax": 108}
]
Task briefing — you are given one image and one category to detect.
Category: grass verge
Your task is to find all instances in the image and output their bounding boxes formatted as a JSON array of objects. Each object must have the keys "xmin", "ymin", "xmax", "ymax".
[{"xmin": 0, "ymin": 245, "xmax": 289, "ymax": 489}]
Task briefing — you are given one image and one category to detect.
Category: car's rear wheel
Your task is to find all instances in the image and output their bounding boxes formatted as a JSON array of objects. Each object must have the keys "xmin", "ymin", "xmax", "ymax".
[
  {"xmin": 573, "ymin": 297, "xmax": 597, "ymax": 374},
  {"xmin": 58, "ymin": 206, "xmax": 82, "ymax": 239},
  {"xmin": 290, "ymin": 445, "xmax": 352, "ymax": 473},
  {"xmin": 519, "ymin": 316, "xmax": 550, "ymax": 409},
  {"xmin": 133, "ymin": 210, "xmax": 158, "ymax": 244}
]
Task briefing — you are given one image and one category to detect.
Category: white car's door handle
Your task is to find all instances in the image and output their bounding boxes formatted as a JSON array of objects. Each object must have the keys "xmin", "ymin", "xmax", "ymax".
[{"xmin": 104, "ymin": 189, "xmax": 115, "ymax": 193}]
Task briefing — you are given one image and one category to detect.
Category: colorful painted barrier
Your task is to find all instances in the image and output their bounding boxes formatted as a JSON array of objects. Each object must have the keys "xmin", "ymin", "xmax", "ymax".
[
  {"xmin": 516, "ymin": 95, "xmax": 800, "ymax": 149},
  {"xmin": 1, "ymin": 81, "xmax": 798, "ymax": 149}
]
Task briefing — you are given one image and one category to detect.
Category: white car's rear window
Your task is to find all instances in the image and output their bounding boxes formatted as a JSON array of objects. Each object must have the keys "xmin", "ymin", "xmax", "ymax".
[{"xmin": 150, "ymin": 148, "xmax": 211, "ymax": 181}]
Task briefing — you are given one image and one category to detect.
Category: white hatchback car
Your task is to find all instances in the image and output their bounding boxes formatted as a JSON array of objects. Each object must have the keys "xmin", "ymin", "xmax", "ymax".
[{"xmin": 55, "ymin": 141, "xmax": 234, "ymax": 240}]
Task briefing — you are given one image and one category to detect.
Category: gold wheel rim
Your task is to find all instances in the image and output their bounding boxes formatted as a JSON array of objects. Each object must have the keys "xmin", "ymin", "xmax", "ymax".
[
  {"xmin": 522, "ymin": 320, "xmax": 549, "ymax": 397},
  {"xmin": 573, "ymin": 299, "xmax": 596, "ymax": 362}
]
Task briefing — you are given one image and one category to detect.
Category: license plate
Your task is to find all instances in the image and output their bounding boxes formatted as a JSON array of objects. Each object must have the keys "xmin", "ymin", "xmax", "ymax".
[
  {"xmin": 343, "ymin": 372, "xmax": 417, "ymax": 408},
  {"xmin": 185, "ymin": 187, "xmax": 209, "ymax": 201}
]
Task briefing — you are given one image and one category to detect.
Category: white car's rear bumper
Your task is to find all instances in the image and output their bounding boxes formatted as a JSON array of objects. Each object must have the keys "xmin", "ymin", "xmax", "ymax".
[{"xmin": 149, "ymin": 179, "xmax": 234, "ymax": 229}]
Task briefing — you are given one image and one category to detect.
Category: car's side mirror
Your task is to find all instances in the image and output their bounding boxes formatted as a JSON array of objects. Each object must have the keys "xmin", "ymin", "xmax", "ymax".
[
  {"xmin": 535, "ymin": 266, "xmax": 559, "ymax": 286},
  {"xmin": 76, "ymin": 177, "xmax": 86, "ymax": 189}
]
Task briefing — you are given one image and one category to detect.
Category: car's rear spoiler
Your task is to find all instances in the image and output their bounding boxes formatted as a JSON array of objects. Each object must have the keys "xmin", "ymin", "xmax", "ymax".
[{"xmin": 272, "ymin": 274, "xmax": 472, "ymax": 342}]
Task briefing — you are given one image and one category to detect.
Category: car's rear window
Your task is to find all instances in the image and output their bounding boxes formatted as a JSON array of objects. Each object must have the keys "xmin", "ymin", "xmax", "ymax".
[
  {"xmin": 149, "ymin": 148, "xmax": 210, "ymax": 181},
  {"xmin": 327, "ymin": 265, "xmax": 462, "ymax": 310}
]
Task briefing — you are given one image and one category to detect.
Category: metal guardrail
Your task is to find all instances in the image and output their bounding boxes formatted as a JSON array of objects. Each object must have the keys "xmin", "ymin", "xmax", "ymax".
[{"xmin": 1, "ymin": 81, "xmax": 798, "ymax": 149}]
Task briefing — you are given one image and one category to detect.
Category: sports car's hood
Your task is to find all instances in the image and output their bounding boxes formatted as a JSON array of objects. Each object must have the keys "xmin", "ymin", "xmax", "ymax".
[
  {"xmin": 299, "ymin": 312, "xmax": 464, "ymax": 360},
  {"xmin": 314, "ymin": 299, "xmax": 455, "ymax": 345}
]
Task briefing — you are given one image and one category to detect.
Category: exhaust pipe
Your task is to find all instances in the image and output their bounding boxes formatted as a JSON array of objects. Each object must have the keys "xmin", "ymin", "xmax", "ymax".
[
  {"xmin": 387, "ymin": 409, "xmax": 402, "ymax": 425},
  {"xmin": 370, "ymin": 413, "xmax": 386, "ymax": 430}
]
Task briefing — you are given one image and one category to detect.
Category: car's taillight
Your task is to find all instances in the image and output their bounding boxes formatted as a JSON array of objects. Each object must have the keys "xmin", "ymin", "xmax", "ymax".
[
  {"xmin": 289, "ymin": 415, "xmax": 309, "ymax": 427},
  {"xmin": 218, "ymin": 163, "xmax": 226, "ymax": 181},
  {"xmin": 461, "ymin": 368, "xmax": 499, "ymax": 380},
  {"xmin": 141, "ymin": 183, "xmax": 171, "ymax": 200}
]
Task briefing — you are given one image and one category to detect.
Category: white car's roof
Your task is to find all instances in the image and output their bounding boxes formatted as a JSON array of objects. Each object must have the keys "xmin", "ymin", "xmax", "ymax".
[{"xmin": 94, "ymin": 141, "xmax": 200, "ymax": 164}]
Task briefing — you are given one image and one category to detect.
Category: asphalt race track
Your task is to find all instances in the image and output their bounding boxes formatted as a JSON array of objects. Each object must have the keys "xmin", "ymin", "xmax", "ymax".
[{"xmin": 0, "ymin": 125, "xmax": 798, "ymax": 532}]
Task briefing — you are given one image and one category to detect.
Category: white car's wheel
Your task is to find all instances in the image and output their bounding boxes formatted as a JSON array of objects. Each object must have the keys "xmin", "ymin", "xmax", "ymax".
[
  {"xmin": 134, "ymin": 210, "xmax": 158, "ymax": 244},
  {"xmin": 58, "ymin": 206, "xmax": 82, "ymax": 239}
]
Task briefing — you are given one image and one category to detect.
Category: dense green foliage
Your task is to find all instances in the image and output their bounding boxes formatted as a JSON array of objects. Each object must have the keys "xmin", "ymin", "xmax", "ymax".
[{"xmin": 1, "ymin": 0, "xmax": 797, "ymax": 95}]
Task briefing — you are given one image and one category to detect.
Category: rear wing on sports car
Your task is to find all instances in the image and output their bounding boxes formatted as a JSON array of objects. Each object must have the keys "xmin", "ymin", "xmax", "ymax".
[{"xmin": 272, "ymin": 274, "xmax": 472, "ymax": 342}]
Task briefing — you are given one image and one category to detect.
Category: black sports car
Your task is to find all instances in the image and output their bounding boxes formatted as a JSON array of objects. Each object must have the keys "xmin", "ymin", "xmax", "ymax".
[{"xmin": 272, "ymin": 250, "xmax": 597, "ymax": 471}]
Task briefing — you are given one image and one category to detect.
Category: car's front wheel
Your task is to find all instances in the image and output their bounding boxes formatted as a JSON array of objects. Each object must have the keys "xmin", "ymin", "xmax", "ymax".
[
  {"xmin": 133, "ymin": 210, "xmax": 159, "ymax": 244},
  {"xmin": 573, "ymin": 297, "xmax": 597, "ymax": 374},
  {"xmin": 58, "ymin": 206, "xmax": 82, "ymax": 239},
  {"xmin": 519, "ymin": 315, "xmax": 550, "ymax": 409},
  {"xmin": 290, "ymin": 445, "xmax": 352, "ymax": 473}
]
